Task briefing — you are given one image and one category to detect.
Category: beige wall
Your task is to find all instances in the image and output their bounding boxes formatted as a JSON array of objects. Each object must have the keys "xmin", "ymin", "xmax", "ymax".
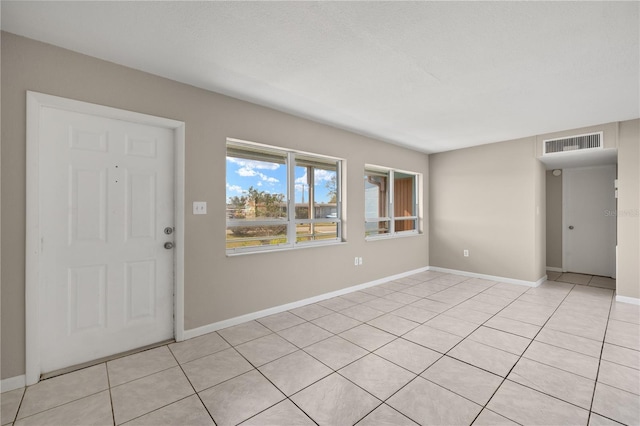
[
  {"xmin": 429, "ymin": 137, "xmax": 546, "ymax": 283},
  {"xmin": 546, "ymin": 170, "xmax": 563, "ymax": 269},
  {"xmin": 617, "ymin": 119, "xmax": 640, "ymax": 299},
  {"xmin": 1, "ymin": 33, "xmax": 429, "ymax": 379}
]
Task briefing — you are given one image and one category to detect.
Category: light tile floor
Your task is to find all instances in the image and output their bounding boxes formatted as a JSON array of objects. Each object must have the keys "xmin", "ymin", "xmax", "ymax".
[{"xmin": 2, "ymin": 271, "xmax": 639, "ymax": 425}]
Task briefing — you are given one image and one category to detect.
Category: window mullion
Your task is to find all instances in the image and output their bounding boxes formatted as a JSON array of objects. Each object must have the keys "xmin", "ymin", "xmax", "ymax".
[
  {"xmin": 389, "ymin": 169, "xmax": 395, "ymax": 234},
  {"xmin": 286, "ymin": 152, "xmax": 296, "ymax": 246}
]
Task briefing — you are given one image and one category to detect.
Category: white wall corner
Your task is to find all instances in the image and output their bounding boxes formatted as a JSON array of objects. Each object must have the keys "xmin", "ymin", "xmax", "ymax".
[
  {"xmin": 1, "ymin": 375, "xmax": 26, "ymax": 392},
  {"xmin": 545, "ymin": 266, "xmax": 563, "ymax": 273}
]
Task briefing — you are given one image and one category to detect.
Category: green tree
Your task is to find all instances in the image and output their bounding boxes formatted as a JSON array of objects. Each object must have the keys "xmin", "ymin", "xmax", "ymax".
[
  {"xmin": 325, "ymin": 174, "xmax": 337, "ymax": 203},
  {"xmin": 228, "ymin": 194, "xmax": 247, "ymax": 219},
  {"xmin": 246, "ymin": 186, "xmax": 285, "ymax": 218}
]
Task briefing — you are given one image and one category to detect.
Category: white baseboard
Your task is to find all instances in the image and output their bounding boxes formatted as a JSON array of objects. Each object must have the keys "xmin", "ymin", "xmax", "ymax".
[
  {"xmin": 1, "ymin": 375, "xmax": 26, "ymax": 392},
  {"xmin": 546, "ymin": 266, "xmax": 563, "ymax": 273},
  {"xmin": 428, "ymin": 267, "xmax": 546, "ymax": 288},
  {"xmin": 183, "ymin": 266, "xmax": 430, "ymax": 340},
  {"xmin": 616, "ymin": 295, "xmax": 640, "ymax": 305}
]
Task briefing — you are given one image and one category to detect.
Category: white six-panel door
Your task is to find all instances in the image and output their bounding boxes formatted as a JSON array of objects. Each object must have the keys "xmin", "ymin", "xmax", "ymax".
[{"xmin": 38, "ymin": 106, "xmax": 175, "ymax": 373}]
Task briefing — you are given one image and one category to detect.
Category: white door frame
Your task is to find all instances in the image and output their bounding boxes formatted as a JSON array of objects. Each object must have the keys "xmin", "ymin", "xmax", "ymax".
[{"xmin": 25, "ymin": 91, "xmax": 186, "ymax": 385}]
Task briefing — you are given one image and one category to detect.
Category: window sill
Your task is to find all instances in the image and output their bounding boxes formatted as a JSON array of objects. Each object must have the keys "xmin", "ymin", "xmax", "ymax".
[
  {"xmin": 365, "ymin": 231, "xmax": 422, "ymax": 242},
  {"xmin": 226, "ymin": 240, "xmax": 346, "ymax": 257}
]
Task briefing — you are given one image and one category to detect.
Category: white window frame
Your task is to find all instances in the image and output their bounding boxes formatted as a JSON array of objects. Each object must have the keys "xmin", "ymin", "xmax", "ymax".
[
  {"xmin": 365, "ymin": 165, "xmax": 420, "ymax": 240},
  {"xmin": 226, "ymin": 139, "xmax": 343, "ymax": 254}
]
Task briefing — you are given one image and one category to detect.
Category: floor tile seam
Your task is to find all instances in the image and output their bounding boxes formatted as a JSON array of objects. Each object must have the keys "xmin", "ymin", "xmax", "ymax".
[
  {"xmin": 478, "ymin": 282, "xmax": 581, "ymax": 422},
  {"xmin": 310, "ymin": 319, "xmax": 364, "ymax": 335},
  {"xmin": 440, "ymin": 285, "xmax": 535, "ymax": 360},
  {"xmin": 420, "ymin": 374, "xmax": 495, "ymax": 409},
  {"xmin": 105, "ymin": 360, "xmax": 116, "ymax": 426},
  {"xmin": 502, "ymin": 377, "xmax": 594, "ymax": 413},
  {"xmin": 108, "ymin": 362, "xmax": 180, "ymax": 389},
  {"xmin": 15, "ymin": 388, "xmax": 112, "ymax": 423},
  {"xmin": 531, "ymin": 335, "xmax": 604, "ymax": 359},
  {"xmin": 300, "ymin": 340, "xmax": 370, "ymax": 374},
  {"xmin": 5, "ymin": 387, "xmax": 27, "ymax": 426},
  {"xmin": 470, "ymin": 407, "xmax": 525, "ymax": 426},
  {"xmin": 587, "ymin": 297, "xmax": 614, "ymax": 425},
  {"xmin": 518, "ymin": 353, "xmax": 598, "ymax": 382},
  {"xmin": 588, "ymin": 411, "xmax": 626, "ymax": 425},
  {"xmin": 185, "ymin": 348, "xmax": 256, "ymax": 394},
  {"xmin": 464, "ymin": 334, "xmax": 528, "ymax": 357},
  {"xmin": 376, "ymin": 345, "xmax": 446, "ymax": 377},
  {"xmin": 117, "ymin": 394, "xmax": 199, "ymax": 426},
  {"xmin": 341, "ymin": 349, "xmax": 422, "ymax": 379},
  {"xmin": 598, "ymin": 355, "xmax": 640, "ymax": 373},
  {"xmin": 481, "ymin": 323, "xmax": 537, "ymax": 340},
  {"xmin": 237, "ymin": 337, "xmax": 316, "ymax": 367},
  {"xmin": 594, "ymin": 376, "xmax": 640, "ymax": 397},
  {"xmin": 198, "ymin": 358, "xmax": 289, "ymax": 425},
  {"xmin": 168, "ymin": 343, "xmax": 233, "ymax": 366},
  {"xmin": 606, "ymin": 316, "xmax": 640, "ymax": 326},
  {"xmin": 257, "ymin": 361, "xmax": 334, "ymax": 399},
  {"xmin": 333, "ymin": 367, "xmax": 414, "ymax": 403},
  {"xmin": 283, "ymin": 397, "xmax": 322, "ymax": 426},
  {"xmin": 288, "ymin": 309, "xmax": 334, "ymax": 323},
  {"xmin": 356, "ymin": 402, "xmax": 419, "ymax": 426},
  {"xmin": 257, "ymin": 320, "xmax": 307, "ymax": 334},
  {"xmin": 216, "ymin": 326, "xmax": 273, "ymax": 348},
  {"xmin": 363, "ymin": 316, "xmax": 421, "ymax": 337},
  {"xmin": 167, "ymin": 344, "xmax": 216, "ymax": 425}
]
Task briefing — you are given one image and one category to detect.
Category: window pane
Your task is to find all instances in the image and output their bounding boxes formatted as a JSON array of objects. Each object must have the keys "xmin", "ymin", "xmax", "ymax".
[
  {"xmin": 226, "ymin": 150, "xmax": 287, "ymax": 221},
  {"xmin": 394, "ymin": 173, "xmax": 415, "ymax": 219},
  {"xmin": 364, "ymin": 172, "xmax": 388, "ymax": 219},
  {"xmin": 226, "ymin": 224, "xmax": 288, "ymax": 249},
  {"xmin": 296, "ymin": 222, "xmax": 338, "ymax": 242},
  {"xmin": 295, "ymin": 161, "xmax": 338, "ymax": 220},
  {"xmin": 394, "ymin": 219, "xmax": 416, "ymax": 232},
  {"xmin": 365, "ymin": 220, "xmax": 390, "ymax": 236}
]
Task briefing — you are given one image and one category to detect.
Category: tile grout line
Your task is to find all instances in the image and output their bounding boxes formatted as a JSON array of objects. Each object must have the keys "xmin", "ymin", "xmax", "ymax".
[
  {"xmin": 466, "ymin": 279, "xmax": 579, "ymax": 425},
  {"xmin": 105, "ymin": 361, "xmax": 116, "ymax": 426},
  {"xmin": 586, "ymin": 293, "xmax": 615, "ymax": 425},
  {"xmin": 473, "ymin": 278, "xmax": 619, "ymax": 424},
  {"xmin": 165, "ymin": 342, "xmax": 219, "ymax": 426},
  {"xmin": 229, "ymin": 274, "xmax": 465, "ymax": 424}
]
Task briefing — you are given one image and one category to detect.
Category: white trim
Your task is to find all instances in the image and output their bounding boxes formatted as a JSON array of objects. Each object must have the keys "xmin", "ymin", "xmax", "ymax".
[
  {"xmin": 546, "ymin": 266, "xmax": 563, "ymax": 272},
  {"xmin": 428, "ymin": 267, "xmax": 546, "ymax": 288},
  {"xmin": 25, "ymin": 91, "xmax": 186, "ymax": 385},
  {"xmin": 1, "ymin": 375, "xmax": 26, "ymax": 392},
  {"xmin": 183, "ymin": 266, "xmax": 429, "ymax": 340},
  {"xmin": 616, "ymin": 295, "xmax": 640, "ymax": 305}
]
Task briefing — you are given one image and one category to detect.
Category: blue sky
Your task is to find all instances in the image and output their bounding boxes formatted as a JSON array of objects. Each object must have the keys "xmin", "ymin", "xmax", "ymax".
[{"xmin": 226, "ymin": 157, "xmax": 335, "ymax": 203}]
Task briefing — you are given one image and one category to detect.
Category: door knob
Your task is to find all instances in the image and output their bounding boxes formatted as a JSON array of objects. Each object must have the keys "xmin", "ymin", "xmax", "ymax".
[
  {"xmin": 164, "ymin": 242, "xmax": 174, "ymax": 249},
  {"xmin": 568, "ymin": 226, "xmax": 574, "ymax": 230}
]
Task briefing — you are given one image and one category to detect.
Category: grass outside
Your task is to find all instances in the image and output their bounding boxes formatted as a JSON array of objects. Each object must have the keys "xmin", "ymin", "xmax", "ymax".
[{"xmin": 226, "ymin": 223, "xmax": 337, "ymax": 249}]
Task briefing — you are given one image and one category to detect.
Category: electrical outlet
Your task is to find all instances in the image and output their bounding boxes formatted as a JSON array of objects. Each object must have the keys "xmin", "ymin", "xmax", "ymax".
[
  {"xmin": 354, "ymin": 257, "xmax": 359, "ymax": 266},
  {"xmin": 463, "ymin": 249, "xmax": 469, "ymax": 257},
  {"xmin": 358, "ymin": 257, "xmax": 363, "ymax": 265}
]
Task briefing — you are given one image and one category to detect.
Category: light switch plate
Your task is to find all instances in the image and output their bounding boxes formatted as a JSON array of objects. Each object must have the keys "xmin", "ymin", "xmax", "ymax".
[{"xmin": 193, "ymin": 201, "xmax": 207, "ymax": 215}]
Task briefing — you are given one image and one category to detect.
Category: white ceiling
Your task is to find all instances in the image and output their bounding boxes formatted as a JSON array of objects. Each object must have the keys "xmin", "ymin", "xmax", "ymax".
[{"xmin": 2, "ymin": 1, "xmax": 638, "ymax": 153}]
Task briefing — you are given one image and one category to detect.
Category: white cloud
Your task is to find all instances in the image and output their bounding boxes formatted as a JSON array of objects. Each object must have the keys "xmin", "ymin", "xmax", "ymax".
[
  {"xmin": 234, "ymin": 164, "xmax": 279, "ymax": 184},
  {"xmin": 226, "ymin": 183, "xmax": 244, "ymax": 194},
  {"xmin": 314, "ymin": 169, "xmax": 335, "ymax": 182},
  {"xmin": 227, "ymin": 157, "xmax": 280, "ymax": 171}
]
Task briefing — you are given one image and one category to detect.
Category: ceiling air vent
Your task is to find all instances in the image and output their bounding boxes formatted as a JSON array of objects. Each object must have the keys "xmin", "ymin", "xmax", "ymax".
[{"xmin": 543, "ymin": 132, "xmax": 603, "ymax": 155}]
